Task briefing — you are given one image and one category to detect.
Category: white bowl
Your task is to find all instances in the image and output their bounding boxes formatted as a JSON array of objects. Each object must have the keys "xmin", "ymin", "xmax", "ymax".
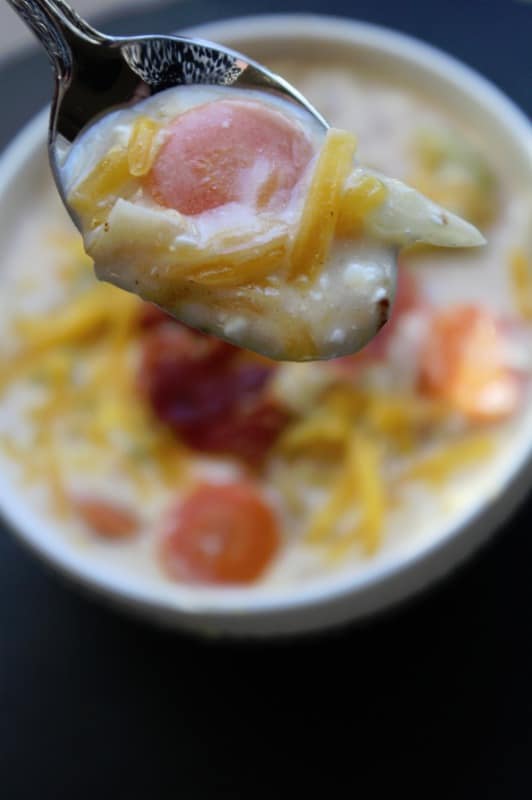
[{"xmin": 1, "ymin": 14, "xmax": 531, "ymax": 636}]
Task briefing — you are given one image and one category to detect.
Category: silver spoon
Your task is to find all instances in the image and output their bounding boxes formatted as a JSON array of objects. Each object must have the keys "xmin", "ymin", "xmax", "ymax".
[
  {"xmin": 5, "ymin": 0, "xmax": 327, "ymax": 209},
  {"xmin": 5, "ymin": 2, "xmax": 482, "ymax": 363}
]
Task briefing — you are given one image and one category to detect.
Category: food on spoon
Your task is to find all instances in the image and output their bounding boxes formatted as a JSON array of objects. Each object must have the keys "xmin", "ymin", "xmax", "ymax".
[{"xmin": 62, "ymin": 86, "xmax": 484, "ymax": 361}]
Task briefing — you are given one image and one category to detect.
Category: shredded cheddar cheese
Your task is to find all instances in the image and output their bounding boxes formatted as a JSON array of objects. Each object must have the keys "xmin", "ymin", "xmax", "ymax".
[
  {"xmin": 509, "ymin": 249, "xmax": 532, "ymax": 320},
  {"xmin": 277, "ymin": 412, "xmax": 350, "ymax": 454},
  {"xmin": 69, "ymin": 147, "xmax": 132, "ymax": 226},
  {"xmin": 0, "ymin": 239, "xmax": 190, "ymax": 517},
  {"xmin": 364, "ymin": 393, "xmax": 448, "ymax": 453},
  {"xmin": 127, "ymin": 116, "xmax": 161, "ymax": 177},
  {"xmin": 305, "ymin": 461, "xmax": 354, "ymax": 544},
  {"xmin": 289, "ymin": 128, "xmax": 357, "ymax": 282},
  {"xmin": 183, "ymin": 235, "xmax": 289, "ymax": 287},
  {"xmin": 401, "ymin": 435, "xmax": 494, "ymax": 486},
  {"xmin": 305, "ymin": 429, "xmax": 385, "ymax": 554},
  {"xmin": 15, "ymin": 282, "xmax": 137, "ymax": 352},
  {"xmin": 328, "ymin": 430, "xmax": 385, "ymax": 557},
  {"xmin": 273, "ymin": 376, "xmax": 497, "ymax": 558},
  {"xmin": 336, "ymin": 174, "xmax": 388, "ymax": 237}
]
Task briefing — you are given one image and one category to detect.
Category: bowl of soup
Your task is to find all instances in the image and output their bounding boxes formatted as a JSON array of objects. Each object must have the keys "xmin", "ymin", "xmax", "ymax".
[{"xmin": 0, "ymin": 14, "xmax": 531, "ymax": 635}]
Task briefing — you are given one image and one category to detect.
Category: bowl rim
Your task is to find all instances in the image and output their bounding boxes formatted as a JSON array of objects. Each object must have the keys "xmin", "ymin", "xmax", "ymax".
[{"xmin": 1, "ymin": 13, "xmax": 531, "ymax": 633}]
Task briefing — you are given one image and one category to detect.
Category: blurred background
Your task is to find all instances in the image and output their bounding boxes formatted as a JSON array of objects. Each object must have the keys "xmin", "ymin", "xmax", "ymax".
[
  {"xmin": 0, "ymin": 0, "xmax": 159, "ymax": 60},
  {"xmin": 1, "ymin": 1, "xmax": 532, "ymax": 798},
  {"xmin": 1, "ymin": 0, "xmax": 530, "ymax": 142}
]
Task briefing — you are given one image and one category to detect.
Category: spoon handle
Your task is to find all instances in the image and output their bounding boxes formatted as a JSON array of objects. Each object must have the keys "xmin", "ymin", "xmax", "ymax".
[
  {"xmin": 5, "ymin": 0, "xmax": 102, "ymax": 77},
  {"xmin": 44, "ymin": 0, "xmax": 104, "ymax": 42}
]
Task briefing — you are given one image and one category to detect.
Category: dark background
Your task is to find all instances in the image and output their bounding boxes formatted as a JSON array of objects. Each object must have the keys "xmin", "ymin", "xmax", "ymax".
[{"xmin": 1, "ymin": 1, "xmax": 531, "ymax": 797}]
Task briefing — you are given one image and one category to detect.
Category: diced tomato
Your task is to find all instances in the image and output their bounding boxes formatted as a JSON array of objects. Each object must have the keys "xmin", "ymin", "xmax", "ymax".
[
  {"xmin": 146, "ymin": 99, "xmax": 313, "ymax": 216},
  {"xmin": 138, "ymin": 323, "xmax": 289, "ymax": 465},
  {"xmin": 73, "ymin": 497, "xmax": 138, "ymax": 539},
  {"xmin": 332, "ymin": 265, "xmax": 421, "ymax": 375},
  {"xmin": 418, "ymin": 304, "xmax": 521, "ymax": 422},
  {"xmin": 160, "ymin": 482, "xmax": 279, "ymax": 584}
]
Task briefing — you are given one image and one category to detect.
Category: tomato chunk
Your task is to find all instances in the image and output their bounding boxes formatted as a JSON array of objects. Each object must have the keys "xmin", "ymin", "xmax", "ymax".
[
  {"xmin": 146, "ymin": 99, "xmax": 313, "ymax": 215},
  {"xmin": 418, "ymin": 305, "xmax": 520, "ymax": 422},
  {"xmin": 161, "ymin": 482, "xmax": 279, "ymax": 584},
  {"xmin": 73, "ymin": 497, "xmax": 138, "ymax": 539}
]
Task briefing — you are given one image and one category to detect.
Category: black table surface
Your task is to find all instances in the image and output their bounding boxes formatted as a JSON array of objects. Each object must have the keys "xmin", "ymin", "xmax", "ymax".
[{"xmin": 1, "ymin": 1, "xmax": 531, "ymax": 797}]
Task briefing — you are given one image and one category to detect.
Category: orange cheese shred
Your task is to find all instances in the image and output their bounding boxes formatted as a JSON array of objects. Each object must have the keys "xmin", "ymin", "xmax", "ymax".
[{"xmin": 289, "ymin": 128, "xmax": 357, "ymax": 282}]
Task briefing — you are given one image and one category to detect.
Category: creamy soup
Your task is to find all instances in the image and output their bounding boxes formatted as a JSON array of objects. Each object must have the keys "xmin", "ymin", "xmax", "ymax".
[
  {"xmin": 61, "ymin": 83, "xmax": 482, "ymax": 361},
  {"xmin": 0, "ymin": 59, "xmax": 530, "ymax": 589}
]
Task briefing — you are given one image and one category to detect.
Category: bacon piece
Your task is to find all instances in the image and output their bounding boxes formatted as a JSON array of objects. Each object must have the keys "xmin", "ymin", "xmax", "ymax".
[{"xmin": 138, "ymin": 324, "xmax": 289, "ymax": 465}]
